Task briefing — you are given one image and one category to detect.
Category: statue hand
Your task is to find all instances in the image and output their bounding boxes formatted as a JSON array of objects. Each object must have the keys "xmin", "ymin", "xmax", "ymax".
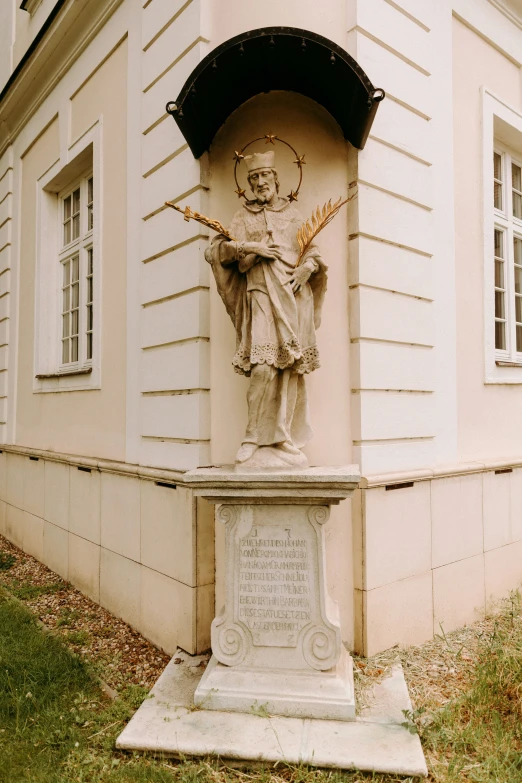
[
  {"xmin": 289, "ymin": 259, "xmax": 315, "ymax": 293},
  {"xmin": 243, "ymin": 242, "xmax": 282, "ymax": 262}
]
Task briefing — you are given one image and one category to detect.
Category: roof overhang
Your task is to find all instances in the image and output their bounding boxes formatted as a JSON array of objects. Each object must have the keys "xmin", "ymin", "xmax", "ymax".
[{"xmin": 167, "ymin": 27, "xmax": 385, "ymax": 159}]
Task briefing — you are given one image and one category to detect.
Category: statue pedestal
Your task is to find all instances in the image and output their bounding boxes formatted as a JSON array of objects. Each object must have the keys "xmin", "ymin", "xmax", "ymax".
[{"xmin": 184, "ymin": 466, "xmax": 360, "ymax": 722}]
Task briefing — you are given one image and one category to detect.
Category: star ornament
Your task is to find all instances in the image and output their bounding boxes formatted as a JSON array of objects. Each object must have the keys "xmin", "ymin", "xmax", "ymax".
[
  {"xmin": 294, "ymin": 155, "xmax": 306, "ymax": 167},
  {"xmin": 288, "ymin": 190, "xmax": 299, "ymax": 202},
  {"xmin": 265, "ymin": 133, "xmax": 277, "ymax": 145},
  {"xmin": 235, "ymin": 186, "xmax": 246, "ymax": 198},
  {"xmin": 233, "ymin": 150, "xmax": 245, "ymax": 163}
]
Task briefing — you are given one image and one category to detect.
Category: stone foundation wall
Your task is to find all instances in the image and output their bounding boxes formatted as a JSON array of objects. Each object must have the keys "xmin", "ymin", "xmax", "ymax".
[
  {"xmin": 0, "ymin": 446, "xmax": 214, "ymax": 655},
  {"xmin": 354, "ymin": 462, "xmax": 522, "ymax": 656}
]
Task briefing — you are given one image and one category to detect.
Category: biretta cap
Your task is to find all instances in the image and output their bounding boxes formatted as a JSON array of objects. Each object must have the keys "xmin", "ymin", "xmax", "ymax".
[{"xmin": 244, "ymin": 151, "xmax": 275, "ymax": 173}]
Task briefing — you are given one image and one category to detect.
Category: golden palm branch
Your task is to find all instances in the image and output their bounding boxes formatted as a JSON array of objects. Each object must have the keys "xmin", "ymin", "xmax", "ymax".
[
  {"xmin": 165, "ymin": 201, "xmax": 236, "ymax": 241},
  {"xmin": 296, "ymin": 193, "xmax": 356, "ymax": 266}
]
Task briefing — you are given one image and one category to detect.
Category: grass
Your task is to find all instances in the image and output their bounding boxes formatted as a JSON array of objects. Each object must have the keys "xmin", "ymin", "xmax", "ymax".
[
  {"xmin": 0, "ymin": 587, "xmax": 412, "ymax": 783},
  {"xmin": 1, "ymin": 555, "xmax": 522, "ymax": 783},
  {"xmin": 421, "ymin": 593, "xmax": 522, "ymax": 782}
]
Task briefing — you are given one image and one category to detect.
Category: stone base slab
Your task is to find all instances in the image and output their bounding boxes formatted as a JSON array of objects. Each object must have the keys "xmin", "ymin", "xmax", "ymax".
[
  {"xmin": 116, "ymin": 651, "xmax": 428, "ymax": 777},
  {"xmin": 194, "ymin": 649, "xmax": 355, "ymax": 721}
]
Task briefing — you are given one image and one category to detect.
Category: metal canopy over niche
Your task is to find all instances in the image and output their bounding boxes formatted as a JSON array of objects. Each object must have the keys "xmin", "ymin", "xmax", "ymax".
[{"xmin": 166, "ymin": 27, "xmax": 385, "ymax": 159}]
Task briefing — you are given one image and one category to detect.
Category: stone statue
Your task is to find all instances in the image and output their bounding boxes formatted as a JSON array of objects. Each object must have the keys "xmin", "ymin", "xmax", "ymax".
[{"xmin": 204, "ymin": 150, "xmax": 328, "ymax": 469}]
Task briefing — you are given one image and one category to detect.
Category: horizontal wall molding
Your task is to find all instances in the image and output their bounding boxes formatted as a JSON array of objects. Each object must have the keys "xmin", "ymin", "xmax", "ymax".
[
  {"xmin": 0, "ymin": 444, "xmax": 190, "ymax": 483},
  {"xmin": 362, "ymin": 455, "xmax": 522, "ymax": 488}
]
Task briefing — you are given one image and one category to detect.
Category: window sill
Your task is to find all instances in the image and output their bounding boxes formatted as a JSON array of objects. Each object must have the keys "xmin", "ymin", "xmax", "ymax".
[
  {"xmin": 495, "ymin": 360, "xmax": 522, "ymax": 367},
  {"xmin": 35, "ymin": 367, "xmax": 92, "ymax": 380}
]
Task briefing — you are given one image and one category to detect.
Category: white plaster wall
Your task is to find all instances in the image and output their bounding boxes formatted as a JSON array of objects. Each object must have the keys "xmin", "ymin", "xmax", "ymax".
[
  {"xmin": 208, "ymin": 0, "xmax": 348, "ymax": 50},
  {"xmin": 452, "ymin": 18, "xmax": 522, "ymax": 461},
  {"xmin": 15, "ymin": 42, "xmax": 128, "ymax": 460},
  {"xmin": 0, "ymin": 0, "xmax": 15, "ymax": 92}
]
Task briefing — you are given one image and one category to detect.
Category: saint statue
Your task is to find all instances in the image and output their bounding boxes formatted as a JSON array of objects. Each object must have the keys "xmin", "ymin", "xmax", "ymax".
[{"xmin": 205, "ymin": 150, "xmax": 328, "ymax": 469}]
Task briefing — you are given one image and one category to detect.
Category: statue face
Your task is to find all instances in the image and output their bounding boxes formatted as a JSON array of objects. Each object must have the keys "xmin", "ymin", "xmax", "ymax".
[{"xmin": 248, "ymin": 168, "xmax": 277, "ymax": 204}]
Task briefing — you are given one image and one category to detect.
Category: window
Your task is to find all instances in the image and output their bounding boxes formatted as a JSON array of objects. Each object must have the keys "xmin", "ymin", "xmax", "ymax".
[
  {"xmin": 493, "ymin": 146, "xmax": 522, "ymax": 363},
  {"xmin": 58, "ymin": 174, "xmax": 94, "ymax": 368},
  {"xmin": 34, "ymin": 126, "xmax": 101, "ymax": 393}
]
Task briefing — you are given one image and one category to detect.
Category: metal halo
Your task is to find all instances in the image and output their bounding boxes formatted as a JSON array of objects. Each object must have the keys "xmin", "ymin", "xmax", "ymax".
[{"xmin": 233, "ymin": 134, "xmax": 305, "ymax": 202}]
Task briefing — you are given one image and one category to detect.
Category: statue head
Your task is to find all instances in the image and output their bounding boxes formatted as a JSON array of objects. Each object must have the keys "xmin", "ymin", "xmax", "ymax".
[{"xmin": 245, "ymin": 152, "xmax": 279, "ymax": 204}]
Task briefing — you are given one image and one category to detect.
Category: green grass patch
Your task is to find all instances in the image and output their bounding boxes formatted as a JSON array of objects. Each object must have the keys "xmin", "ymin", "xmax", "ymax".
[
  {"xmin": 6, "ymin": 580, "xmax": 65, "ymax": 601},
  {"xmin": 423, "ymin": 593, "xmax": 522, "ymax": 782},
  {"xmin": 0, "ymin": 552, "xmax": 15, "ymax": 571}
]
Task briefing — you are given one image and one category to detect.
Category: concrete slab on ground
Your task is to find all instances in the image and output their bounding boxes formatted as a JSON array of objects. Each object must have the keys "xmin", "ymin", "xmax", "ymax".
[{"xmin": 116, "ymin": 651, "xmax": 428, "ymax": 777}]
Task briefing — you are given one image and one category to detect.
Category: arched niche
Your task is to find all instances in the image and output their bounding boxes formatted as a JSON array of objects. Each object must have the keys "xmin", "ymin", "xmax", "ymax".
[{"xmin": 207, "ymin": 90, "xmax": 352, "ymax": 468}]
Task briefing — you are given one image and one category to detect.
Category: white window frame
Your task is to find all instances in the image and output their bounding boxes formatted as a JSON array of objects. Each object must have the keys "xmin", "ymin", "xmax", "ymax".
[
  {"xmin": 492, "ymin": 143, "xmax": 522, "ymax": 363},
  {"xmin": 34, "ymin": 121, "xmax": 102, "ymax": 393},
  {"xmin": 58, "ymin": 172, "xmax": 93, "ymax": 370},
  {"xmin": 482, "ymin": 88, "xmax": 522, "ymax": 383}
]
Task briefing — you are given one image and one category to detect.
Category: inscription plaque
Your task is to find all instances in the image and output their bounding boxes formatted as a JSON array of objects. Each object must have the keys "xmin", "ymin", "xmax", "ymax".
[{"xmin": 238, "ymin": 525, "xmax": 312, "ymax": 647}]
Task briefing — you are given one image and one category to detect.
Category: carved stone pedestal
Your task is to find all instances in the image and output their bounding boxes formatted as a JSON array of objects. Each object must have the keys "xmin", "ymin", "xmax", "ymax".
[{"xmin": 183, "ymin": 466, "xmax": 360, "ymax": 722}]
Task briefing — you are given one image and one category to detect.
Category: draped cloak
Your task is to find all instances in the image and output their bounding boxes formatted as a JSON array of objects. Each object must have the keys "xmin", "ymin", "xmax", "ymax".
[{"xmin": 205, "ymin": 197, "xmax": 328, "ymax": 378}]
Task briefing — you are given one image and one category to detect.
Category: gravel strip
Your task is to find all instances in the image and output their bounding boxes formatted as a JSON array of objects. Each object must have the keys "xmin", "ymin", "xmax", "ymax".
[{"xmin": 0, "ymin": 534, "xmax": 170, "ymax": 693}]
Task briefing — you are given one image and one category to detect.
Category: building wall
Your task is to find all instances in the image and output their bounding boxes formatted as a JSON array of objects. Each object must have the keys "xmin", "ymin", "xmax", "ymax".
[
  {"xmin": 453, "ymin": 18, "xmax": 522, "ymax": 461},
  {"xmin": 0, "ymin": 445, "xmax": 214, "ymax": 654},
  {"xmin": 2, "ymin": 0, "xmax": 522, "ymax": 659},
  {"xmin": 354, "ymin": 460, "xmax": 522, "ymax": 657},
  {"xmin": 16, "ymin": 41, "xmax": 128, "ymax": 459}
]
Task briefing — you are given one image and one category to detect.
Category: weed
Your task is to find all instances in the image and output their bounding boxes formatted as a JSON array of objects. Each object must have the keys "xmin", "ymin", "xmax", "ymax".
[{"xmin": 0, "ymin": 552, "xmax": 15, "ymax": 571}]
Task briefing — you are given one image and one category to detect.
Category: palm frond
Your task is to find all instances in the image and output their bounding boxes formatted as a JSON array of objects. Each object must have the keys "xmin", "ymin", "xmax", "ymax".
[
  {"xmin": 165, "ymin": 201, "xmax": 236, "ymax": 241},
  {"xmin": 295, "ymin": 192, "xmax": 356, "ymax": 266}
]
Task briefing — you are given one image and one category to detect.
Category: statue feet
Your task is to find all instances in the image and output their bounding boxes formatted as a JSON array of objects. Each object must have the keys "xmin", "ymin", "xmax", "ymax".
[
  {"xmin": 235, "ymin": 442, "xmax": 258, "ymax": 464},
  {"xmin": 235, "ymin": 441, "xmax": 308, "ymax": 471}
]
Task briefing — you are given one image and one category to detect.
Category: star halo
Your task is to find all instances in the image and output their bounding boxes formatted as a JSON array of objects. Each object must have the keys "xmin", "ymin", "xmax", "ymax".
[{"xmin": 233, "ymin": 134, "xmax": 305, "ymax": 202}]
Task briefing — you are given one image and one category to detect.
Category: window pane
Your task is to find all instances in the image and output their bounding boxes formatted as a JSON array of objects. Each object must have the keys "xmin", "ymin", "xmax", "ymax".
[
  {"xmin": 513, "ymin": 163, "xmax": 522, "ymax": 191},
  {"xmin": 72, "ymin": 188, "xmax": 80, "ymax": 214},
  {"xmin": 62, "ymin": 340, "xmax": 69, "ymax": 364},
  {"xmin": 71, "ymin": 309, "xmax": 79, "ymax": 336},
  {"xmin": 494, "ymin": 152, "xmax": 502, "ymax": 181},
  {"xmin": 494, "ymin": 152, "xmax": 503, "ymax": 210},
  {"xmin": 514, "ymin": 193, "xmax": 522, "ymax": 220},
  {"xmin": 495, "ymin": 320, "xmax": 506, "ymax": 350},
  {"xmin": 515, "ymin": 265, "xmax": 522, "ymax": 295},
  {"xmin": 63, "ymin": 221, "xmax": 71, "ymax": 246},
  {"xmin": 88, "ymin": 177, "xmax": 93, "ymax": 204},
  {"xmin": 87, "ymin": 277, "xmax": 93, "ymax": 303},
  {"xmin": 494, "ymin": 182, "xmax": 503, "ymax": 210},
  {"xmin": 516, "ymin": 297, "xmax": 522, "ymax": 323},
  {"xmin": 495, "ymin": 259, "xmax": 504, "ymax": 288},
  {"xmin": 71, "ymin": 336, "xmax": 78, "ymax": 362},
  {"xmin": 517, "ymin": 325, "xmax": 522, "ymax": 353},
  {"xmin": 62, "ymin": 287, "xmax": 70, "ymax": 312},
  {"xmin": 71, "ymin": 283, "xmax": 79, "ymax": 309},
  {"xmin": 495, "ymin": 229, "xmax": 504, "ymax": 258},
  {"xmin": 62, "ymin": 314, "xmax": 69, "ymax": 338},
  {"xmin": 495, "ymin": 291, "xmax": 505, "ymax": 319},
  {"xmin": 72, "ymin": 214, "xmax": 80, "ymax": 240},
  {"xmin": 87, "ymin": 305, "xmax": 93, "ymax": 331},
  {"xmin": 88, "ymin": 206, "xmax": 93, "ymax": 231},
  {"xmin": 87, "ymin": 248, "xmax": 93, "ymax": 275},
  {"xmin": 63, "ymin": 195, "xmax": 71, "ymax": 220},
  {"xmin": 62, "ymin": 260, "xmax": 70, "ymax": 286},
  {"xmin": 87, "ymin": 332, "xmax": 92, "ymax": 361},
  {"xmin": 515, "ymin": 237, "xmax": 522, "ymax": 265},
  {"xmin": 72, "ymin": 255, "xmax": 79, "ymax": 281}
]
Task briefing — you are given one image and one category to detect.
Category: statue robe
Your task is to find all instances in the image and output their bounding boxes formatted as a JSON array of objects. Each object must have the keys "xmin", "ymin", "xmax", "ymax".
[{"xmin": 205, "ymin": 197, "xmax": 327, "ymax": 450}]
